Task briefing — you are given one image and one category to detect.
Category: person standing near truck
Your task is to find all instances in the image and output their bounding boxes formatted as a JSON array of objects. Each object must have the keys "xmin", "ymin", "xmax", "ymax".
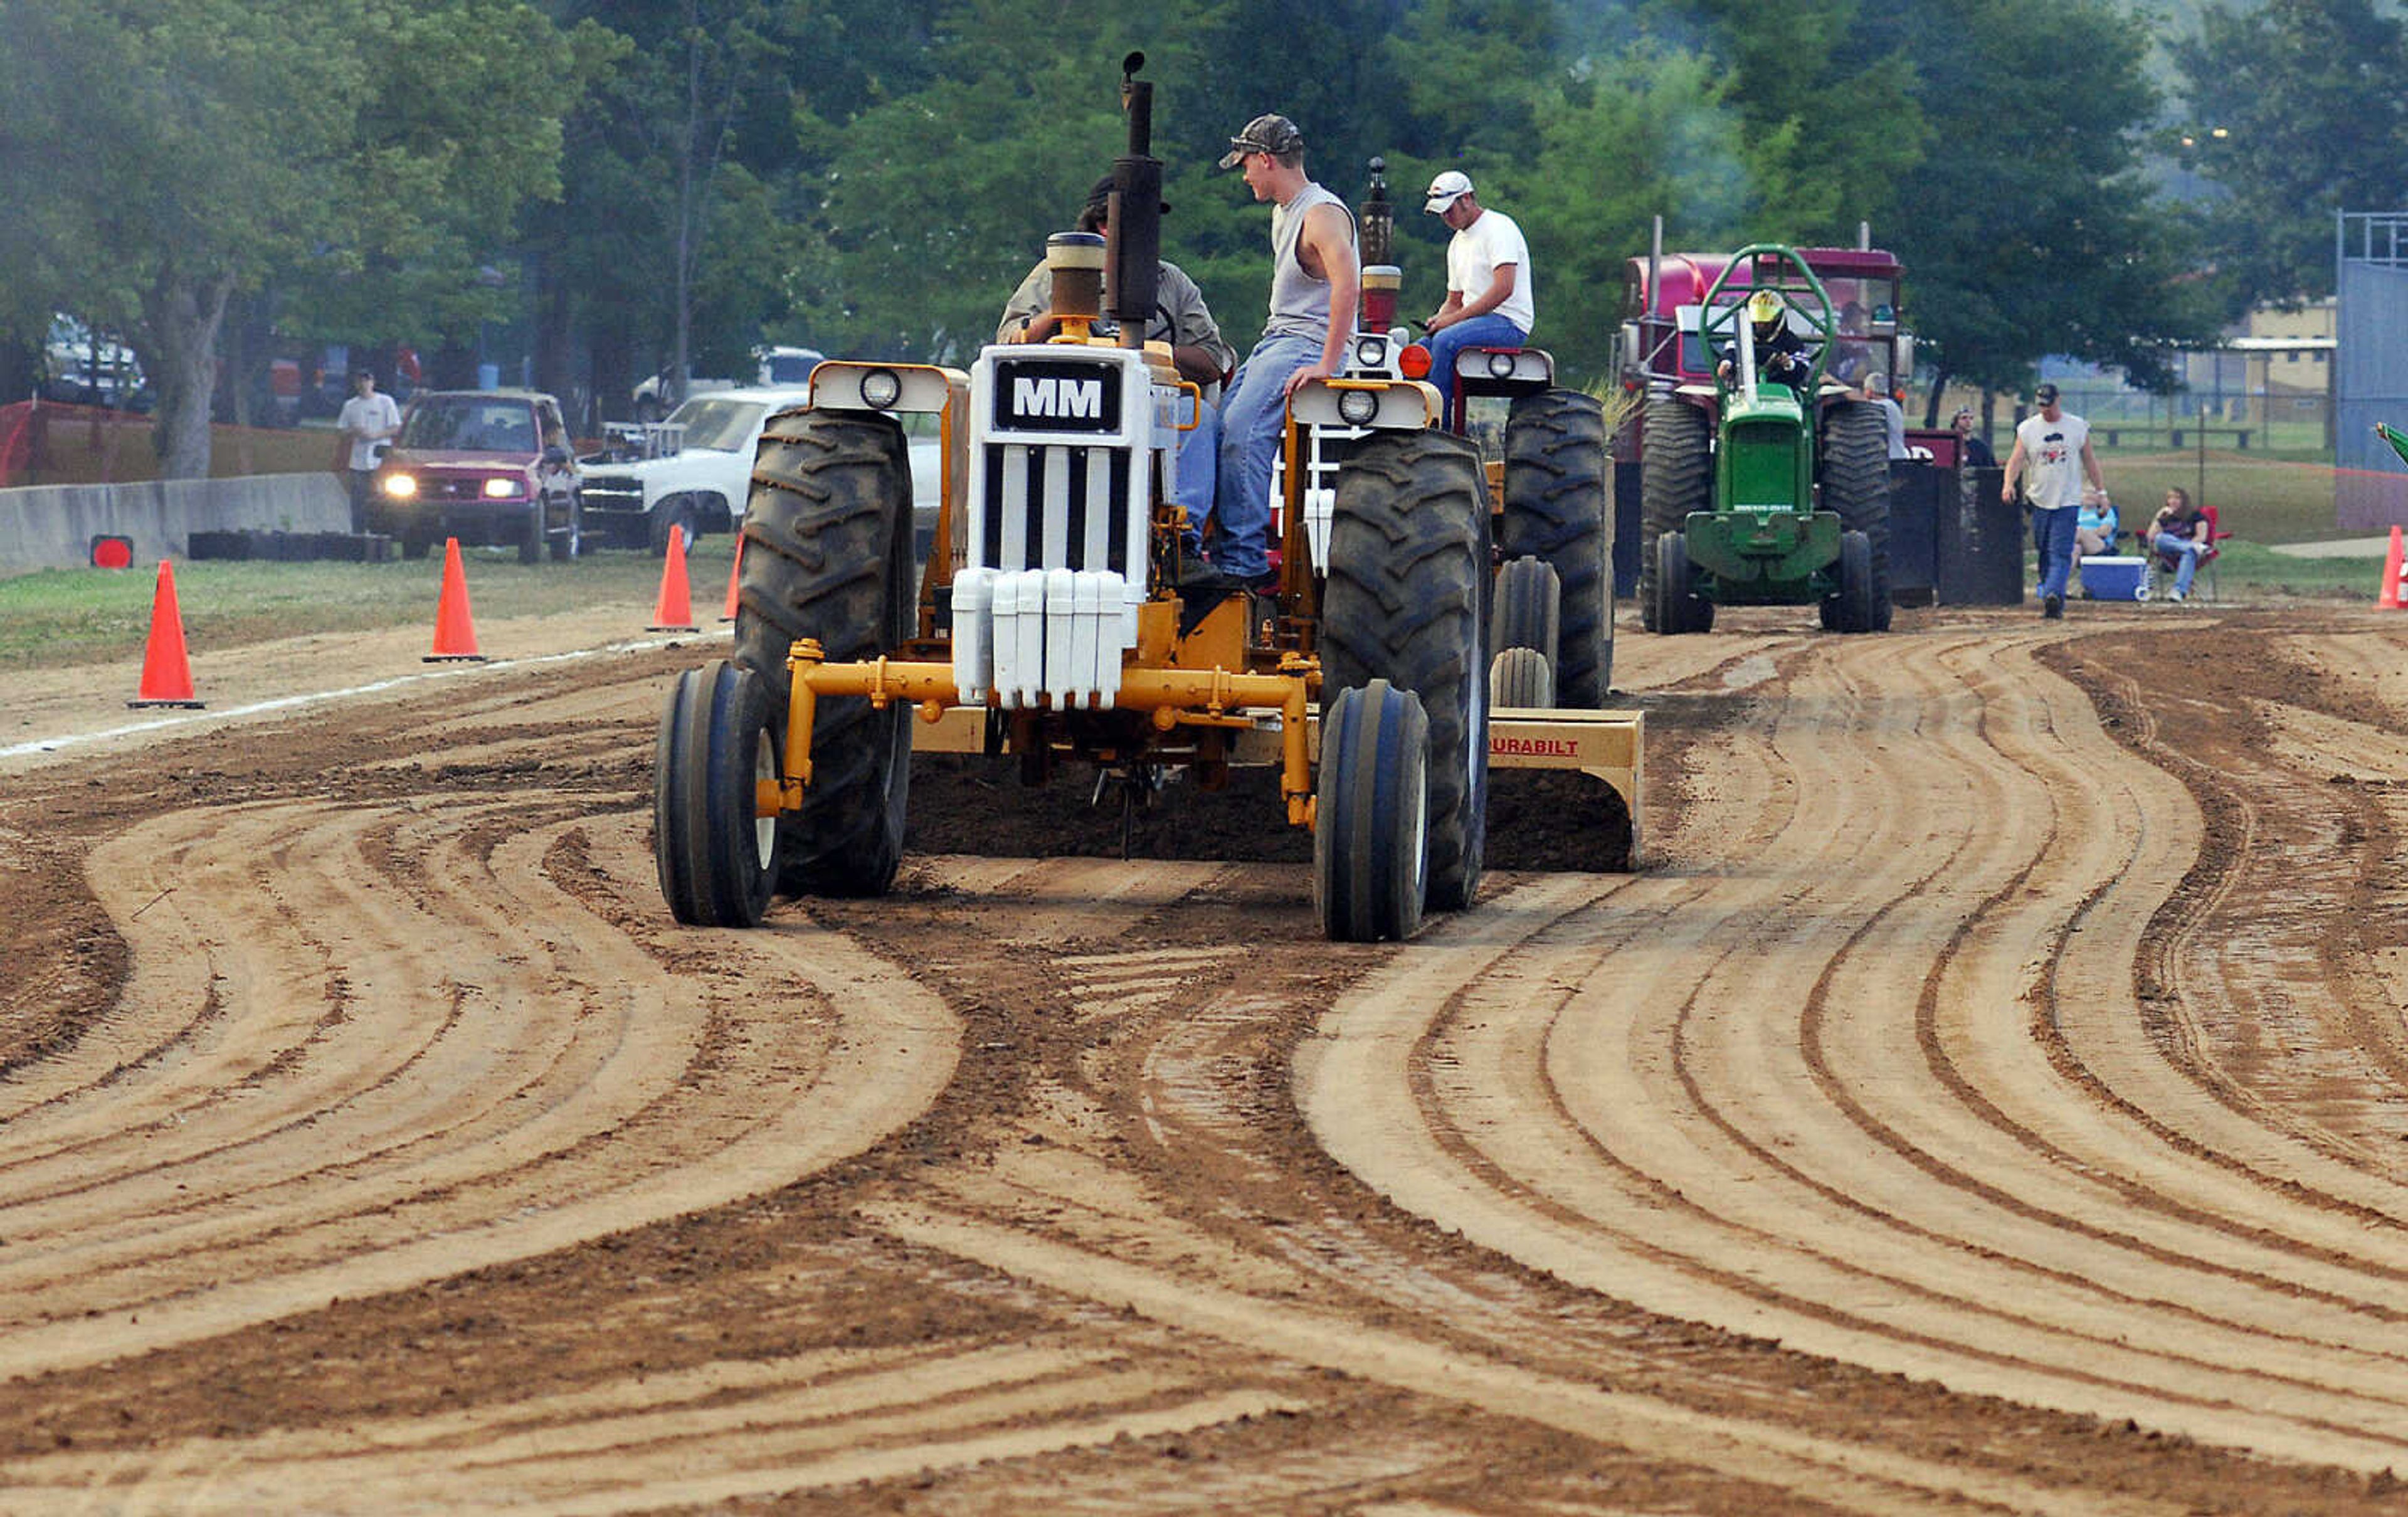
[
  {"xmin": 1420, "ymin": 169, "xmax": 1533, "ymax": 429},
  {"xmin": 2000, "ymin": 381, "xmax": 2106, "ymax": 620},
  {"xmin": 336, "ymin": 368, "xmax": 401, "ymax": 534}
]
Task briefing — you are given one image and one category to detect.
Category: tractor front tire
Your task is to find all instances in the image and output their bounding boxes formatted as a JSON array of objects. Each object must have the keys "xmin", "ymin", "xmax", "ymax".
[
  {"xmin": 737, "ymin": 409, "xmax": 916, "ymax": 897},
  {"xmin": 1638, "ymin": 394, "xmax": 1711, "ymax": 634},
  {"xmin": 1820, "ymin": 400, "xmax": 1893, "ymax": 631},
  {"xmin": 654, "ymin": 659, "xmax": 779, "ymax": 927},
  {"xmin": 1654, "ymin": 529, "xmax": 1713, "ymax": 635},
  {"xmin": 1489, "ymin": 646, "xmax": 1555, "ymax": 707},
  {"xmin": 1491, "ymin": 555, "xmax": 1561, "ymax": 674},
  {"xmin": 1835, "ymin": 529, "xmax": 1875, "ymax": 633},
  {"xmin": 1323, "ymin": 430, "xmax": 1488, "ymax": 914},
  {"xmin": 1314, "ymin": 680, "xmax": 1430, "ymax": 943},
  {"xmin": 1503, "ymin": 388, "xmax": 1613, "ymax": 704}
]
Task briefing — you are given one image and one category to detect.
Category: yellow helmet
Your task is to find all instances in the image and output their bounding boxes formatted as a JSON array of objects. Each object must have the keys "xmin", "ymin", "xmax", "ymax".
[{"xmin": 1746, "ymin": 288, "xmax": 1784, "ymax": 332}]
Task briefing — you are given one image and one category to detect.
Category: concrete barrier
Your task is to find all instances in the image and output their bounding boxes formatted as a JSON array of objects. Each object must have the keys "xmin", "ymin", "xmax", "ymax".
[{"xmin": 0, "ymin": 473, "xmax": 349, "ymax": 571}]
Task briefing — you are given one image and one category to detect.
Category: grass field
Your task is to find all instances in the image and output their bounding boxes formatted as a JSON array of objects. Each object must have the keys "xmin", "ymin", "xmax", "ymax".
[{"xmin": 0, "ymin": 539, "xmax": 736, "ymax": 669}]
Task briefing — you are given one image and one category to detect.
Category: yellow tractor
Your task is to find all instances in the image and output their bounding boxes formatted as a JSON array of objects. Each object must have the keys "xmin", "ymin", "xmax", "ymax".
[{"xmin": 652, "ymin": 56, "xmax": 1640, "ymax": 941}]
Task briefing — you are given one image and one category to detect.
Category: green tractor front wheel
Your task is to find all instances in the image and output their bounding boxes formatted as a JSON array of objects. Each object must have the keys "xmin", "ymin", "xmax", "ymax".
[{"xmin": 1653, "ymin": 529, "xmax": 1714, "ymax": 635}]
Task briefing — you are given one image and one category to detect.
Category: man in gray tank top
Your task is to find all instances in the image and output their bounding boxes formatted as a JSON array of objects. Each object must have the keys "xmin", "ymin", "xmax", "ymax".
[{"xmin": 1200, "ymin": 112, "xmax": 1360, "ymax": 590}]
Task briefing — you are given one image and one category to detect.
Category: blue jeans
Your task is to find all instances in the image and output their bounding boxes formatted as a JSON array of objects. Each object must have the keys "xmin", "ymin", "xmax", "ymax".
[
  {"xmin": 1423, "ymin": 314, "xmax": 1527, "ymax": 430},
  {"xmin": 2030, "ymin": 503, "xmax": 2077, "ymax": 602},
  {"xmin": 1212, "ymin": 333, "xmax": 1319, "ymax": 581},
  {"xmin": 1170, "ymin": 395, "xmax": 1218, "ymax": 551},
  {"xmin": 2153, "ymin": 534, "xmax": 2204, "ymax": 596}
]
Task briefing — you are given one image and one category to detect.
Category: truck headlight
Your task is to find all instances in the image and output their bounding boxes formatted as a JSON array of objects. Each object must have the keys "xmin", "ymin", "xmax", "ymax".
[
  {"xmin": 483, "ymin": 477, "xmax": 520, "ymax": 499},
  {"xmin": 382, "ymin": 474, "xmax": 418, "ymax": 499}
]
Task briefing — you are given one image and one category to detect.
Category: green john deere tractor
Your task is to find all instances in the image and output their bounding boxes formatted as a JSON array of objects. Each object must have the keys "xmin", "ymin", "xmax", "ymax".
[{"xmin": 1645, "ymin": 243, "xmax": 1891, "ymax": 635}]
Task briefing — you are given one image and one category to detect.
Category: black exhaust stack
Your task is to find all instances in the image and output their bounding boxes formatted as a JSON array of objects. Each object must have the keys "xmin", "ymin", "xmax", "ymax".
[
  {"xmin": 1107, "ymin": 51, "xmax": 1162, "ymax": 352},
  {"xmin": 1359, "ymin": 156, "xmax": 1393, "ymax": 269}
]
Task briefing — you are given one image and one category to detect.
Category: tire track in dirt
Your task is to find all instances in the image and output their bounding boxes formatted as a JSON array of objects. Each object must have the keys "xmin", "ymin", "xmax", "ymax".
[
  {"xmin": 1301, "ymin": 618, "xmax": 2408, "ymax": 1473},
  {"xmin": 0, "ymin": 787, "xmax": 959, "ymax": 1378}
]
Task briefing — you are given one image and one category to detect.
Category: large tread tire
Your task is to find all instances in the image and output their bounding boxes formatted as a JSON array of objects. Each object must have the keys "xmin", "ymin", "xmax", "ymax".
[
  {"xmin": 1835, "ymin": 528, "xmax": 1875, "ymax": 633},
  {"xmin": 1491, "ymin": 555, "xmax": 1561, "ymax": 673},
  {"xmin": 1323, "ymin": 430, "xmax": 1488, "ymax": 914},
  {"xmin": 736, "ymin": 410, "xmax": 916, "ymax": 897},
  {"xmin": 653, "ymin": 659, "xmax": 779, "ymax": 927},
  {"xmin": 1820, "ymin": 401, "xmax": 1893, "ymax": 631},
  {"xmin": 1489, "ymin": 646, "xmax": 1555, "ymax": 707},
  {"xmin": 1314, "ymin": 680, "xmax": 1430, "ymax": 943},
  {"xmin": 1637, "ymin": 394, "xmax": 1711, "ymax": 634},
  {"xmin": 1503, "ymin": 388, "xmax": 1613, "ymax": 704},
  {"xmin": 1656, "ymin": 529, "xmax": 1714, "ymax": 635}
]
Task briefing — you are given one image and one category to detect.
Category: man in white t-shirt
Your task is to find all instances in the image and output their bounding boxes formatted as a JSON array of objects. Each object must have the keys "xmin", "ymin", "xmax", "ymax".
[
  {"xmin": 2000, "ymin": 381, "xmax": 2105, "ymax": 619},
  {"xmin": 1420, "ymin": 170, "xmax": 1532, "ymax": 429},
  {"xmin": 336, "ymin": 368, "xmax": 403, "ymax": 533}
]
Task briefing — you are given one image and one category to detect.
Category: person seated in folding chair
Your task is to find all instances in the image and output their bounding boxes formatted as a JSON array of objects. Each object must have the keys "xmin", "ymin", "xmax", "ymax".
[
  {"xmin": 2144, "ymin": 487, "xmax": 2211, "ymax": 603},
  {"xmin": 2071, "ymin": 485, "xmax": 2120, "ymax": 590}
]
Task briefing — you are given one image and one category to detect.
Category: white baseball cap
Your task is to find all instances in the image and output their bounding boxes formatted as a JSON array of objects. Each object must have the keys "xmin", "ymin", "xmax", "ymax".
[{"xmin": 1423, "ymin": 170, "xmax": 1473, "ymax": 214}]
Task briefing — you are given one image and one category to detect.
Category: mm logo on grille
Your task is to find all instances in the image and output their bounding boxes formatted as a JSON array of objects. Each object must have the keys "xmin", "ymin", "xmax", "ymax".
[{"xmin": 992, "ymin": 359, "xmax": 1122, "ymax": 434}]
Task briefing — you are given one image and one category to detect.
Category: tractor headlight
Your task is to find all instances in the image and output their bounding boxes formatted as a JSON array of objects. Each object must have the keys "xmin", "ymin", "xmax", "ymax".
[
  {"xmin": 1487, "ymin": 350, "xmax": 1518, "ymax": 378},
  {"xmin": 1336, "ymin": 388, "xmax": 1379, "ymax": 426},
  {"xmin": 1353, "ymin": 336, "xmax": 1386, "ymax": 370},
  {"xmin": 382, "ymin": 474, "xmax": 418, "ymax": 499},
  {"xmin": 859, "ymin": 368, "xmax": 902, "ymax": 409}
]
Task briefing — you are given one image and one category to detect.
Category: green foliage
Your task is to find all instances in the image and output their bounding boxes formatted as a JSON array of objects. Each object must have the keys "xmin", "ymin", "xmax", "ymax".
[
  {"xmin": 2173, "ymin": 0, "xmax": 2408, "ymax": 310},
  {"xmin": 1857, "ymin": 0, "xmax": 2217, "ymax": 400},
  {"xmin": 0, "ymin": 0, "xmax": 2228, "ymax": 469}
]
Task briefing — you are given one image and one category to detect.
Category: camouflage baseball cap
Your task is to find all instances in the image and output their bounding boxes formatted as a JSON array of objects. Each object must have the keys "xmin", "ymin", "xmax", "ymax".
[{"xmin": 1218, "ymin": 113, "xmax": 1304, "ymax": 170}]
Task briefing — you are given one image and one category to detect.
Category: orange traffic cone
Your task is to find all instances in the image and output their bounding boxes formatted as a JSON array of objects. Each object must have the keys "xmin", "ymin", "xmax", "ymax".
[
  {"xmin": 720, "ymin": 533, "xmax": 744, "ymax": 623},
  {"xmin": 128, "ymin": 559, "xmax": 204, "ymax": 709},
  {"xmin": 649, "ymin": 529, "xmax": 699, "ymax": 632},
  {"xmin": 2382, "ymin": 526, "xmax": 2406, "ymax": 611},
  {"xmin": 424, "ymin": 538, "xmax": 487, "ymax": 662}
]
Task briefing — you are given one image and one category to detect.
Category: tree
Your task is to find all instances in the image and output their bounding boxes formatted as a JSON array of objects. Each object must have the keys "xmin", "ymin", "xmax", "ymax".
[
  {"xmin": 0, "ymin": 0, "xmax": 582, "ymax": 477},
  {"xmin": 1858, "ymin": 0, "xmax": 2216, "ymax": 417},
  {"xmin": 2173, "ymin": 0, "xmax": 2408, "ymax": 312}
]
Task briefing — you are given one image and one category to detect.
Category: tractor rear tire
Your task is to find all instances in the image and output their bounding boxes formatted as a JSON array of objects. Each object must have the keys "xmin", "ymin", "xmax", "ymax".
[
  {"xmin": 653, "ymin": 659, "xmax": 779, "ymax": 927},
  {"xmin": 1638, "ymin": 394, "xmax": 1711, "ymax": 634},
  {"xmin": 1314, "ymin": 680, "xmax": 1430, "ymax": 943},
  {"xmin": 736, "ymin": 409, "xmax": 916, "ymax": 897},
  {"xmin": 1323, "ymin": 430, "xmax": 1488, "ymax": 914},
  {"xmin": 1820, "ymin": 401, "xmax": 1893, "ymax": 631},
  {"xmin": 1654, "ymin": 529, "xmax": 1713, "ymax": 635},
  {"xmin": 1835, "ymin": 529, "xmax": 1875, "ymax": 633},
  {"xmin": 1503, "ymin": 388, "xmax": 1613, "ymax": 704},
  {"xmin": 1489, "ymin": 646, "xmax": 1555, "ymax": 707},
  {"xmin": 1491, "ymin": 555, "xmax": 1561, "ymax": 674}
]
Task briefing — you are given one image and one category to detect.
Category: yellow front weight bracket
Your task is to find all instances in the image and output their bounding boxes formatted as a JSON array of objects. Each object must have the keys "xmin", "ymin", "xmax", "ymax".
[{"xmin": 772, "ymin": 641, "xmax": 1320, "ymax": 828}]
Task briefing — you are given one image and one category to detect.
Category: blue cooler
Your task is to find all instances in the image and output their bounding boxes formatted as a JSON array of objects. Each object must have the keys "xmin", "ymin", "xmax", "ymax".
[{"xmin": 2079, "ymin": 555, "xmax": 2145, "ymax": 601}]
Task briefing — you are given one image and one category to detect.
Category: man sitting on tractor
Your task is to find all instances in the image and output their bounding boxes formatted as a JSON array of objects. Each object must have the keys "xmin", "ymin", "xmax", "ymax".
[
  {"xmin": 999, "ymin": 175, "xmax": 1237, "ymax": 582},
  {"xmin": 1419, "ymin": 169, "xmax": 1533, "ymax": 430},
  {"xmin": 1716, "ymin": 288, "xmax": 1812, "ymax": 393}
]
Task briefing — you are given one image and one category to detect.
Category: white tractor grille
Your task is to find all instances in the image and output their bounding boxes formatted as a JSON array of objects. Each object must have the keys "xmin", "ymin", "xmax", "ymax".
[
  {"xmin": 979, "ymin": 444, "xmax": 1134, "ymax": 574},
  {"xmin": 954, "ymin": 345, "xmax": 1166, "ymax": 711}
]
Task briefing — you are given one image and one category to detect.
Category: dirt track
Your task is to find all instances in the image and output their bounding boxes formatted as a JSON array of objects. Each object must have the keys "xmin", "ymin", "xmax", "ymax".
[{"xmin": 6, "ymin": 597, "xmax": 2408, "ymax": 1513}]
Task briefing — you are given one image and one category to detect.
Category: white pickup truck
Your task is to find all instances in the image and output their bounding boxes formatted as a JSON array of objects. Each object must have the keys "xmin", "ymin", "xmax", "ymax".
[{"xmin": 578, "ymin": 386, "xmax": 941, "ymax": 556}]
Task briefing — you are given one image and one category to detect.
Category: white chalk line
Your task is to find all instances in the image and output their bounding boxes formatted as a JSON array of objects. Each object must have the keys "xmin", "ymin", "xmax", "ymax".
[{"xmin": 1, "ymin": 636, "xmax": 692, "ymax": 762}]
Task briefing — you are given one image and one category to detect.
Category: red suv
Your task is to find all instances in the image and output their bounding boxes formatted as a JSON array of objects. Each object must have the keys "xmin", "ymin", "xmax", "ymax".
[{"xmin": 369, "ymin": 389, "xmax": 583, "ymax": 563}]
